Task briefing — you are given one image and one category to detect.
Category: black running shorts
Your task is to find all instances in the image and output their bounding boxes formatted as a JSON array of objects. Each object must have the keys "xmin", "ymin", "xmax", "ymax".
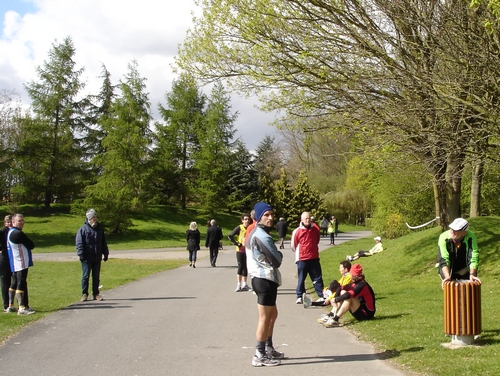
[{"xmin": 252, "ymin": 278, "xmax": 279, "ymax": 306}]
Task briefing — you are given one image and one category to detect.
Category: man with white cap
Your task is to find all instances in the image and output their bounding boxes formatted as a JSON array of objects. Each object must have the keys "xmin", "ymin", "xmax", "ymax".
[
  {"xmin": 437, "ymin": 217, "xmax": 480, "ymax": 289},
  {"xmin": 346, "ymin": 236, "xmax": 383, "ymax": 261}
]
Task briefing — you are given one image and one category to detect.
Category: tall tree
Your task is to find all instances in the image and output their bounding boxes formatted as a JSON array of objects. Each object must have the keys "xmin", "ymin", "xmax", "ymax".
[
  {"xmin": 155, "ymin": 74, "xmax": 206, "ymax": 208},
  {"xmin": 19, "ymin": 36, "xmax": 87, "ymax": 206},
  {"xmin": 225, "ymin": 139, "xmax": 258, "ymax": 212},
  {"xmin": 289, "ymin": 170, "xmax": 326, "ymax": 224},
  {"xmin": 177, "ymin": 0, "xmax": 500, "ymax": 227},
  {"xmin": 273, "ymin": 167, "xmax": 293, "ymax": 222},
  {"xmin": 84, "ymin": 61, "xmax": 152, "ymax": 233},
  {"xmin": 192, "ymin": 83, "xmax": 237, "ymax": 216}
]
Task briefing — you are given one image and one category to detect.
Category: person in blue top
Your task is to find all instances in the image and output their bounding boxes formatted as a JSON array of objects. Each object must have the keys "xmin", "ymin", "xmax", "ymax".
[
  {"xmin": 246, "ymin": 202, "xmax": 284, "ymax": 367},
  {"xmin": 76, "ymin": 209, "xmax": 109, "ymax": 302}
]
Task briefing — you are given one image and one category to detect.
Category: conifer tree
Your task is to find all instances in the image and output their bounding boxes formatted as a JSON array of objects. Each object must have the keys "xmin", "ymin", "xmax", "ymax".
[
  {"xmin": 155, "ymin": 75, "xmax": 205, "ymax": 208},
  {"xmin": 225, "ymin": 139, "xmax": 258, "ymax": 212},
  {"xmin": 84, "ymin": 61, "xmax": 152, "ymax": 233},
  {"xmin": 18, "ymin": 37, "xmax": 87, "ymax": 206},
  {"xmin": 193, "ymin": 83, "xmax": 236, "ymax": 216}
]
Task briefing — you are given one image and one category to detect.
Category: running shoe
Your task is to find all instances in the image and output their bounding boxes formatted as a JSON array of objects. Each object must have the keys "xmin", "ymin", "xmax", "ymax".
[
  {"xmin": 267, "ymin": 347, "xmax": 285, "ymax": 359},
  {"xmin": 252, "ymin": 353, "xmax": 281, "ymax": 367}
]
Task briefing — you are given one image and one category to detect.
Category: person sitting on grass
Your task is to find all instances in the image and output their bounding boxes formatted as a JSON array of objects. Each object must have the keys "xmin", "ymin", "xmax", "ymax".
[
  {"xmin": 302, "ymin": 260, "xmax": 352, "ymax": 323},
  {"xmin": 346, "ymin": 236, "xmax": 383, "ymax": 261},
  {"xmin": 323, "ymin": 263, "xmax": 376, "ymax": 328}
]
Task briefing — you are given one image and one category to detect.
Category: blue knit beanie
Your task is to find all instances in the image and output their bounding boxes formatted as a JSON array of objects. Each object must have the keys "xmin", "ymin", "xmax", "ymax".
[{"xmin": 254, "ymin": 202, "xmax": 273, "ymax": 222}]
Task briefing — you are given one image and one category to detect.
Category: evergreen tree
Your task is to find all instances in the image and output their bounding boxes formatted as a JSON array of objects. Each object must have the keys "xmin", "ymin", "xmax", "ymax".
[
  {"xmin": 83, "ymin": 61, "xmax": 152, "ymax": 233},
  {"xmin": 225, "ymin": 139, "xmax": 258, "ymax": 212},
  {"xmin": 155, "ymin": 74, "xmax": 206, "ymax": 207},
  {"xmin": 274, "ymin": 168, "xmax": 293, "ymax": 222},
  {"xmin": 18, "ymin": 37, "xmax": 87, "ymax": 206},
  {"xmin": 193, "ymin": 83, "xmax": 237, "ymax": 216},
  {"xmin": 254, "ymin": 135, "xmax": 284, "ymax": 181},
  {"xmin": 258, "ymin": 165, "xmax": 276, "ymax": 208},
  {"xmin": 289, "ymin": 170, "xmax": 326, "ymax": 224}
]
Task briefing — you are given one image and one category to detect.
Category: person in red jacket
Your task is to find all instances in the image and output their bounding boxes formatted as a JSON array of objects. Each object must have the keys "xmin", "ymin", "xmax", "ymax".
[
  {"xmin": 323, "ymin": 263, "xmax": 376, "ymax": 327},
  {"xmin": 291, "ymin": 212, "xmax": 324, "ymax": 304}
]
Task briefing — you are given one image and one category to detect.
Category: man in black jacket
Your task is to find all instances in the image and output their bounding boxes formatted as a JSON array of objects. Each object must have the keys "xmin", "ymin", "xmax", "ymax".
[
  {"xmin": 205, "ymin": 219, "xmax": 223, "ymax": 267},
  {"xmin": 76, "ymin": 209, "xmax": 109, "ymax": 302}
]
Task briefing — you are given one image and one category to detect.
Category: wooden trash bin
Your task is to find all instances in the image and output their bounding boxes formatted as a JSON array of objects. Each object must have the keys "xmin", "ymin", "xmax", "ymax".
[{"xmin": 443, "ymin": 280, "xmax": 481, "ymax": 345}]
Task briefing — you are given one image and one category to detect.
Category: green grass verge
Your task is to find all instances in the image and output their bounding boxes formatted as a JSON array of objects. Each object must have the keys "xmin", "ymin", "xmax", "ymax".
[
  {"xmin": 0, "ymin": 259, "xmax": 185, "ymax": 343},
  {"xmin": 0, "ymin": 204, "xmax": 366, "ymax": 253},
  {"xmin": 311, "ymin": 215, "xmax": 500, "ymax": 376}
]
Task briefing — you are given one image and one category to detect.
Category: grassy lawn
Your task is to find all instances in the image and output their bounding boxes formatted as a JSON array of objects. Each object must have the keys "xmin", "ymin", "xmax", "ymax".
[
  {"xmin": 2, "ymin": 204, "xmax": 498, "ymax": 375},
  {"xmin": 312, "ymin": 215, "xmax": 500, "ymax": 376}
]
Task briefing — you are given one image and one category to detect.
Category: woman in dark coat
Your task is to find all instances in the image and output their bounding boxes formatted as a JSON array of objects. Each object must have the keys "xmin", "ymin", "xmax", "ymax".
[{"xmin": 186, "ymin": 222, "xmax": 201, "ymax": 268}]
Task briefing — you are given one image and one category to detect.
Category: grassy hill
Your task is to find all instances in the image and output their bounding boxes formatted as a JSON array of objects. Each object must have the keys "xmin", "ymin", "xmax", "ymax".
[{"xmin": 315, "ymin": 215, "xmax": 500, "ymax": 375}]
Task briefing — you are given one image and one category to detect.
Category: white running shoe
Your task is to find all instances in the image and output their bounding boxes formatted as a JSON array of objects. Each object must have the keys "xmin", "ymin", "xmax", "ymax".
[{"xmin": 252, "ymin": 353, "xmax": 281, "ymax": 367}]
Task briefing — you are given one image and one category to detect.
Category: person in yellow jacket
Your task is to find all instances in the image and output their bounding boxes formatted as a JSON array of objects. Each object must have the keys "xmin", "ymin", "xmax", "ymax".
[
  {"xmin": 228, "ymin": 213, "xmax": 253, "ymax": 292},
  {"xmin": 302, "ymin": 261, "xmax": 352, "ymax": 324}
]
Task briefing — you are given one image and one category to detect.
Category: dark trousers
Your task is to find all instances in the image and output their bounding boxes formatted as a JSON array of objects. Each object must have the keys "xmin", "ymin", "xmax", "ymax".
[
  {"xmin": 11, "ymin": 269, "xmax": 29, "ymax": 307},
  {"xmin": 209, "ymin": 246, "xmax": 219, "ymax": 266},
  {"xmin": 0, "ymin": 255, "xmax": 11, "ymax": 309},
  {"xmin": 81, "ymin": 261, "xmax": 101, "ymax": 296},
  {"xmin": 296, "ymin": 258, "xmax": 324, "ymax": 298}
]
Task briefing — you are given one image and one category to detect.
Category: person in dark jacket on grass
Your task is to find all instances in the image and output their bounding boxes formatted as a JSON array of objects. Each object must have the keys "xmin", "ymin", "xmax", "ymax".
[{"xmin": 76, "ymin": 209, "xmax": 109, "ymax": 302}]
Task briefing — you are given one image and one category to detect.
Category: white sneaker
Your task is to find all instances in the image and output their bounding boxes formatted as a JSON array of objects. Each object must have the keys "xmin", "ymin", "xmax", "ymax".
[
  {"xmin": 302, "ymin": 293, "xmax": 312, "ymax": 308},
  {"xmin": 235, "ymin": 285, "xmax": 241, "ymax": 292},
  {"xmin": 17, "ymin": 307, "xmax": 35, "ymax": 316},
  {"xmin": 295, "ymin": 297, "xmax": 303, "ymax": 304},
  {"xmin": 252, "ymin": 353, "xmax": 281, "ymax": 367},
  {"xmin": 317, "ymin": 314, "xmax": 332, "ymax": 323},
  {"xmin": 316, "ymin": 297, "xmax": 325, "ymax": 303},
  {"xmin": 346, "ymin": 255, "xmax": 352, "ymax": 261}
]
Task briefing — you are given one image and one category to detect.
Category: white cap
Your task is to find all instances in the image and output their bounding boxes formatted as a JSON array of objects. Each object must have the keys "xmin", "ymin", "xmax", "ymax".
[
  {"xmin": 449, "ymin": 218, "xmax": 469, "ymax": 231},
  {"xmin": 374, "ymin": 236, "xmax": 382, "ymax": 241}
]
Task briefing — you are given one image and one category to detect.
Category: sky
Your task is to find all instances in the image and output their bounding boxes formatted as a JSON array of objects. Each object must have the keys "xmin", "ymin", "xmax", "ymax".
[{"xmin": 0, "ymin": 0, "xmax": 277, "ymax": 150}]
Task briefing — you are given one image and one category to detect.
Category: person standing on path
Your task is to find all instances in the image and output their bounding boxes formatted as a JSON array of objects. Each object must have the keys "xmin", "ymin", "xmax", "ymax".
[
  {"xmin": 76, "ymin": 209, "xmax": 109, "ymax": 302},
  {"xmin": 186, "ymin": 222, "xmax": 200, "ymax": 268},
  {"xmin": 228, "ymin": 213, "xmax": 252, "ymax": 291},
  {"xmin": 275, "ymin": 217, "xmax": 288, "ymax": 250},
  {"xmin": 327, "ymin": 217, "xmax": 335, "ymax": 245},
  {"xmin": 437, "ymin": 217, "xmax": 481, "ymax": 289},
  {"xmin": 291, "ymin": 211, "xmax": 324, "ymax": 304},
  {"xmin": 0, "ymin": 215, "xmax": 13, "ymax": 312},
  {"xmin": 7, "ymin": 214, "xmax": 35, "ymax": 315},
  {"xmin": 320, "ymin": 216, "xmax": 329, "ymax": 237},
  {"xmin": 205, "ymin": 219, "xmax": 223, "ymax": 267},
  {"xmin": 246, "ymin": 202, "xmax": 284, "ymax": 367}
]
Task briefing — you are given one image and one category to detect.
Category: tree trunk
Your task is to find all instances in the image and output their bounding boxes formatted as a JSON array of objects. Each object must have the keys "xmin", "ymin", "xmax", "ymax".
[
  {"xmin": 470, "ymin": 158, "xmax": 484, "ymax": 217},
  {"xmin": 445, "ymin": 153, "xmax": 464, "ymax": 222}
]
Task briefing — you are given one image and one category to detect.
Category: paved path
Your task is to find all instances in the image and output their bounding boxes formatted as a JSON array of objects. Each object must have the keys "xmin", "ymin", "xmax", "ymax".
[{"xmin": 0, "ymin": 231, "xmax": 407, "ymax": 375}]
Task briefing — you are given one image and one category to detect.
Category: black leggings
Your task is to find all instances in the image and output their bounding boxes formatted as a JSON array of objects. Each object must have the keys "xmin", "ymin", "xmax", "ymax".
[{"xmin": 236, "ymin": 252, "xmax": 247, "ymax": 276}]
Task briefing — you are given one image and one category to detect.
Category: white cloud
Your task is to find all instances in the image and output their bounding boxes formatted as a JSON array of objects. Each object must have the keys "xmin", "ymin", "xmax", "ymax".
[{"xmin": 0, "ymin": 0, "xmax": 276, "ymax": 149}]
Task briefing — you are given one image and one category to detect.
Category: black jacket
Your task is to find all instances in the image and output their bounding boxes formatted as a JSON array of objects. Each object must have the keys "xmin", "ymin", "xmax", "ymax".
[{"xmin": 76, "ymin": 220, "xmax": 109, "ymax": 262}]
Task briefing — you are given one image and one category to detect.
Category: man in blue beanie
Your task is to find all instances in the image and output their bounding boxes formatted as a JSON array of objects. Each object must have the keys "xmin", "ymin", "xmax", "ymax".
[{"xmin": 246, "ymin": 202, "xmax": 284, "ymax": 367}]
